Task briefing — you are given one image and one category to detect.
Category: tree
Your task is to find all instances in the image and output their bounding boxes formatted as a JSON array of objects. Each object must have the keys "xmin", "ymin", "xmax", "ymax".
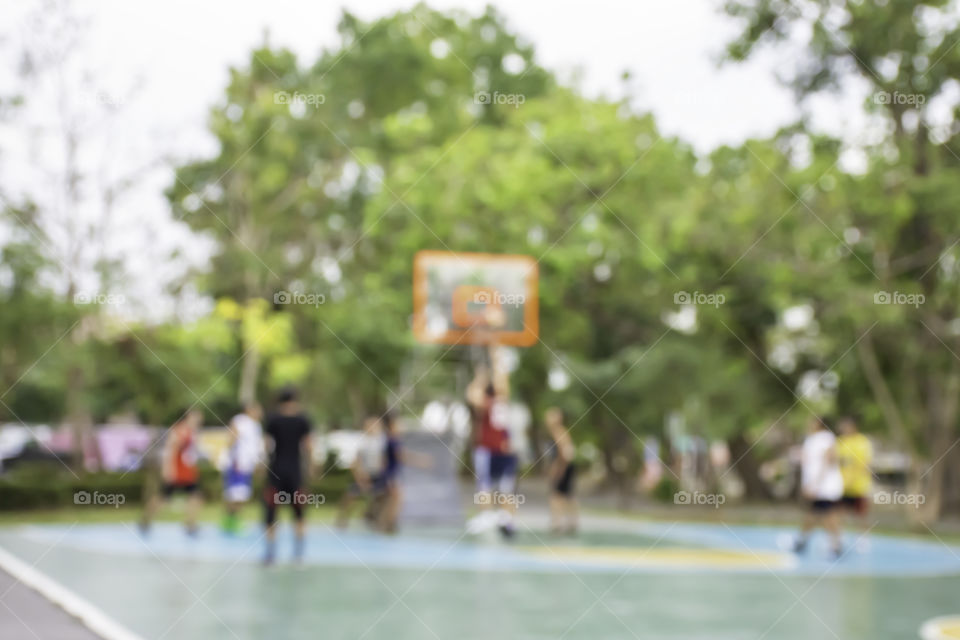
[{"xmin": 723, "ymin": 0, "xmax": 960, "ymax": 517}]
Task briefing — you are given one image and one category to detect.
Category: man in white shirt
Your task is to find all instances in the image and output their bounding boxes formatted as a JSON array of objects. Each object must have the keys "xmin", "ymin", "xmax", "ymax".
[
  {"xmin": 221, "ymin": 402, "xmax": 264, "ymax": 534},
  {"xmin": 793, "ymin": 416, "xmax": 844, "ymax": 558}
]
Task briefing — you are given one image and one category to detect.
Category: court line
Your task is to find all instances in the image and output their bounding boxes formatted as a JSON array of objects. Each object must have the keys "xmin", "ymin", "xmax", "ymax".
[{"xmin": 0, "ymin": 544, "xmax": 145, "ymax": 640}]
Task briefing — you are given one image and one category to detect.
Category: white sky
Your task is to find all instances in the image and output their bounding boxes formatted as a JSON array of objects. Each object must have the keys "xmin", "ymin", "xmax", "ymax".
[{"xmin": 0, "ymin": 0, "xmax": 879, "ymax": 318}]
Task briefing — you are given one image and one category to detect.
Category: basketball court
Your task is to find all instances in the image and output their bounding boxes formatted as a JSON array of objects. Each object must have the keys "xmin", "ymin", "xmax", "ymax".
[{"xmin": 2, "ymin": 513, "xmax": 959, "ymax": 639}]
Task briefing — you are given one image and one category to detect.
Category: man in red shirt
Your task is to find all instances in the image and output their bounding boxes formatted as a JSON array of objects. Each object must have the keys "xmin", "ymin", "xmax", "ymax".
[{"xmin": 140, "ymin": 408, "xmax": 204, "ymax": 535}]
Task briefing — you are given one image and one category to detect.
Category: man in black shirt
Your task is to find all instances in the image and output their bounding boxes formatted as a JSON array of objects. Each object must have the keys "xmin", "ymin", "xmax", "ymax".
[{"xmin": 263, "ymin": 386, "xmax": 313, "ymax": 565}]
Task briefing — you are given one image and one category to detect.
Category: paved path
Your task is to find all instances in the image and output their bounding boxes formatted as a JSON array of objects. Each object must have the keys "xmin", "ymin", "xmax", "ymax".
[{"xmin": 0, "ymin": 567, "xmax": 102, "ymax": 640}]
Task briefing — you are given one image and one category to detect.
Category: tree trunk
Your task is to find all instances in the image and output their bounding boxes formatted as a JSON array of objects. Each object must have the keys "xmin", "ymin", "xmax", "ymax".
[
  {"xmin": 912, "ymin": 364, "xmax": 960, "ymax": 522},
  {"xmin": 65, "ymin": 363, "xmax": 93, "ymax": 473},
  {"xmin": 727, "ymin": 432, "xmax": 773, "ymax": 501},
  {"xmin": 238, "ymin": 343, "xmax": 260, "ymax": 406}
]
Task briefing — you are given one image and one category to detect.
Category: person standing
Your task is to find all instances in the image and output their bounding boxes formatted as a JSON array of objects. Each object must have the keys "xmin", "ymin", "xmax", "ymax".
[
  {"xmin": 336, "ymin": 415, "xmax": 385, "ymax": 530},
  {"xmin": 221, "ymin": 402, "xmax": 264, "ymax": 534},
  {"xmin": 262, "ymin": 388, "xmax": 313, "ymax": 565},
  {"xmin": 793, "ymin": 416, "xmax": 844, "ymax": 559},
  {"xmin": 466, "ymin": 364, "xmax": 518, "ymax": 539},
  {"xmin": 140, "ymin": 408, "xmax": 204, "ymax": 536},
  {"xmin": 836, "ymin": 415, "xmax": 873, "ymax": 549},
  {"xmin": 545, "ymin": 408, "xmax": 578, "ymax": 535}
]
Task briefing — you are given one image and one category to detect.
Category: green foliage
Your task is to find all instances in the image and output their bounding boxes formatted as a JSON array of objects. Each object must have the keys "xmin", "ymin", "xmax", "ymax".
[{"xmin": 4, "ymin": 2, "xmax": 960, "ymax": 514}]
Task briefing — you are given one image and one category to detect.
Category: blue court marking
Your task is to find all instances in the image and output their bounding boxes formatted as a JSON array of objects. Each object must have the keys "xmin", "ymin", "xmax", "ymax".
[{"xmin": 11, "ymin": 521, "xmax": 960, "ymax": 577}]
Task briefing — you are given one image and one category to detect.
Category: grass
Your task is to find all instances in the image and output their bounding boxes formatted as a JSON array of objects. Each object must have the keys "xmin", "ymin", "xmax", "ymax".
[{"xmin": 0, "ymin": 502, "xmax": 337, "ymax": 526}]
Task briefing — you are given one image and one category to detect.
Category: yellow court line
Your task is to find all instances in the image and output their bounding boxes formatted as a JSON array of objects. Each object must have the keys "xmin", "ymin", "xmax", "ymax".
[
  {"xmin": 921, "ymin": 616, "xmax": 960, "ymax": 640},
  {"xmin": 519, "ymin": 546, "xmax": 794, "ymax": 570}
]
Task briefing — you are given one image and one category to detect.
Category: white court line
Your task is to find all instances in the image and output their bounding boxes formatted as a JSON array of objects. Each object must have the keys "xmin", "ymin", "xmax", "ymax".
[{"xmin": 0, "ymin": 544, "xmax": 145, "ymax": 640}]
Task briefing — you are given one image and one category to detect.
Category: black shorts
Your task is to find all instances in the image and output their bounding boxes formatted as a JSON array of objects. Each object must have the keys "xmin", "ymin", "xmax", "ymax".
[
  {"xmin": 264, "ymin": 478, "xmax": 306, "ymax": 524},
  {"xmin": 840, "ymin": 495, "xmax": 868, "ymax": 515},
  {"xmin": 809, "ymin": 499, "xmax": 838, "ymax": 513},
  {"xmin": 489, "ymin": 453, "xmax": 518, "ymax": 483},
  {"xmin": 162, "ymin": 482, "xmax": 198, "ymax": 498},
  {"xmin": 553, "ymin": 463, "xmax": 575, "ymax": 497}
]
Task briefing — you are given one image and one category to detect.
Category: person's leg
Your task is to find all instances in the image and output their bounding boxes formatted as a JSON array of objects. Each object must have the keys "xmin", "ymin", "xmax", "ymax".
[
  {"xmin": 467, "ymin": 448, "xmax": 497, "ymax": 533},
  {"xmin": 336, "ymin": 491, "xmax": 357, "ymax": 529},
  {"xmin": 557, "ymin": 464, "xmax": 577, "ymax": 534},
  {"xmin": 140, "ymin": 495, "xmax": 159, "ymax": 532},
  {"xmin": 854, "ymin": 498, "xmax": 871, "ymax": 550},
  {"xmin": 379, "ymin": 484, "xmax": 401, "ymax": 534},
  {"xmin": 473, "ymin": 447, "xmax": 492, "ymax": 507},
  {"xmin": 823, "ymin": 508, "xmax": 843, "ymax": 556},
  {"xmin": 565, "ymin": 496, "xmax": 579, "ymax": 534},
  {"xmin": 793, "ymin": 505, "xmax": 819, "ymax": 552},
  {"xmin": 495, "ymin": 455, "xmax": 518, "ymax": 538},
  {"xmin": 223, "ymin": 500, "xmax": 241, "ymax": 534},
  {"xmin": 263, "ymin": 486, "xmax": 278, "ymax": 565},
  {"xmin": 140, "ymin": 484, "xmax": 168, "ymax": 532},
  {"xmin": 292, "ymin": 494, "xmax": 306, "ymax": 561},
  {"xmin": 185, "ymin": 491, "xmax": 201, "ymax": 535},
  {"xmin": 548, "ymin": 492, "xmax": 563, "ymax": 533}
]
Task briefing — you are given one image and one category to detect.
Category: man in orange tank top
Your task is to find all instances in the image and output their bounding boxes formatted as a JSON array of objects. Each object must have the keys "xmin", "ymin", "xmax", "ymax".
[{"xmin": 140, "ymin": 408, "xmax": 204, "ymax": 536}]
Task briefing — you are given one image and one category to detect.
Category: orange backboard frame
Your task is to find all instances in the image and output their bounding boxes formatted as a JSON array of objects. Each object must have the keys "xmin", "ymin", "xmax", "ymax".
[{"xmin": 413, "ymin": 251, "xmax": 539, "ymax": 347}]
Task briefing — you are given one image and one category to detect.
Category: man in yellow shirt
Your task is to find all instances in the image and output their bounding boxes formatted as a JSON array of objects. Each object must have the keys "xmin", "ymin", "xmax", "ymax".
[{"xmin": 837, "ymin": 416, "xmax": 873, "ymax": 546}]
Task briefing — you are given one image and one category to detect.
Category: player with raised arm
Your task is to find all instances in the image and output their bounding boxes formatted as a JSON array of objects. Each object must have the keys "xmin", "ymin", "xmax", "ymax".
[{"xmin": 466, "ymin": 343, "xmax": 519, "ymax": 538}]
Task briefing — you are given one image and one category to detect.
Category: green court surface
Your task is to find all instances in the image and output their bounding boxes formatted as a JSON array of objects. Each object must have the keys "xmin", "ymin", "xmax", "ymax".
[{"xmin": 1, "ymin": 516, "xmax": 959, "ymax": 639}]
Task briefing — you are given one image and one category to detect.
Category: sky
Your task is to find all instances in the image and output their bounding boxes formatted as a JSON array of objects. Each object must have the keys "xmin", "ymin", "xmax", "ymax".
[{"xmin": 0, "ymin": 0, "xmax": 877, "ymax": 318}]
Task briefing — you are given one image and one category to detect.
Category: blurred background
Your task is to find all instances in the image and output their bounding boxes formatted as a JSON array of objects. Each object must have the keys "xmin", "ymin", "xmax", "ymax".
[{"xmin": 0, "ymin": 0, "xmax": 959, "ymax": 528}]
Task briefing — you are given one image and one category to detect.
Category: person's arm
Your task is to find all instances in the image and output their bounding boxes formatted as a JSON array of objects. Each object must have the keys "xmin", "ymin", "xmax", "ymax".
[
  {"xmin": 161, "ymin": 430, "xmax": 178, "ymax": 482},
  {"xmin": 351, "ymin": 451, "xmax": 371, "ymax": 488},
  {"xmin": 224, "ymin": 419, "xmax": 239, "ymax": 468},
  {"xmin": 488, "ymin": 344, "xmax": 510, "ymax": 398},
  {"xmin": 301, "ymin": 428, "xmax": 313, "ymax": 483},
  {"xmin": 466, "ymin": 367, "xmax": 488, "ymax": 409}
]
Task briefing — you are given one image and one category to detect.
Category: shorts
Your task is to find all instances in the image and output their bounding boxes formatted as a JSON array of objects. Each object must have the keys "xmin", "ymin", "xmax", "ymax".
[
  {"xmin": 553, "ymin": 463, "xmax": 575, "ymax": 497},
  {"xmin": 162, "ymin": 482, "xmax": 198, "ymax": 498},
  {"xmin": 264, "ymin": 477, "xmax": 305, "ymax": 524},
  {"xmin": 223, "ymin": 469, "xmax": 254, "ymax": 502},
  {"xmin": 347, "ymin": 473, "xmax": 391, "ymax": 497},
  {"xmin": 474, "ymin": 447, "xmax": 517, "ymax": 495},
  {"xmin": 809, "ymin": 499, "xmax": 839, "ymax": 513},
  {"xmin": 841, "ymin": 495, "xmax": 868, "ymax": 515}
]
